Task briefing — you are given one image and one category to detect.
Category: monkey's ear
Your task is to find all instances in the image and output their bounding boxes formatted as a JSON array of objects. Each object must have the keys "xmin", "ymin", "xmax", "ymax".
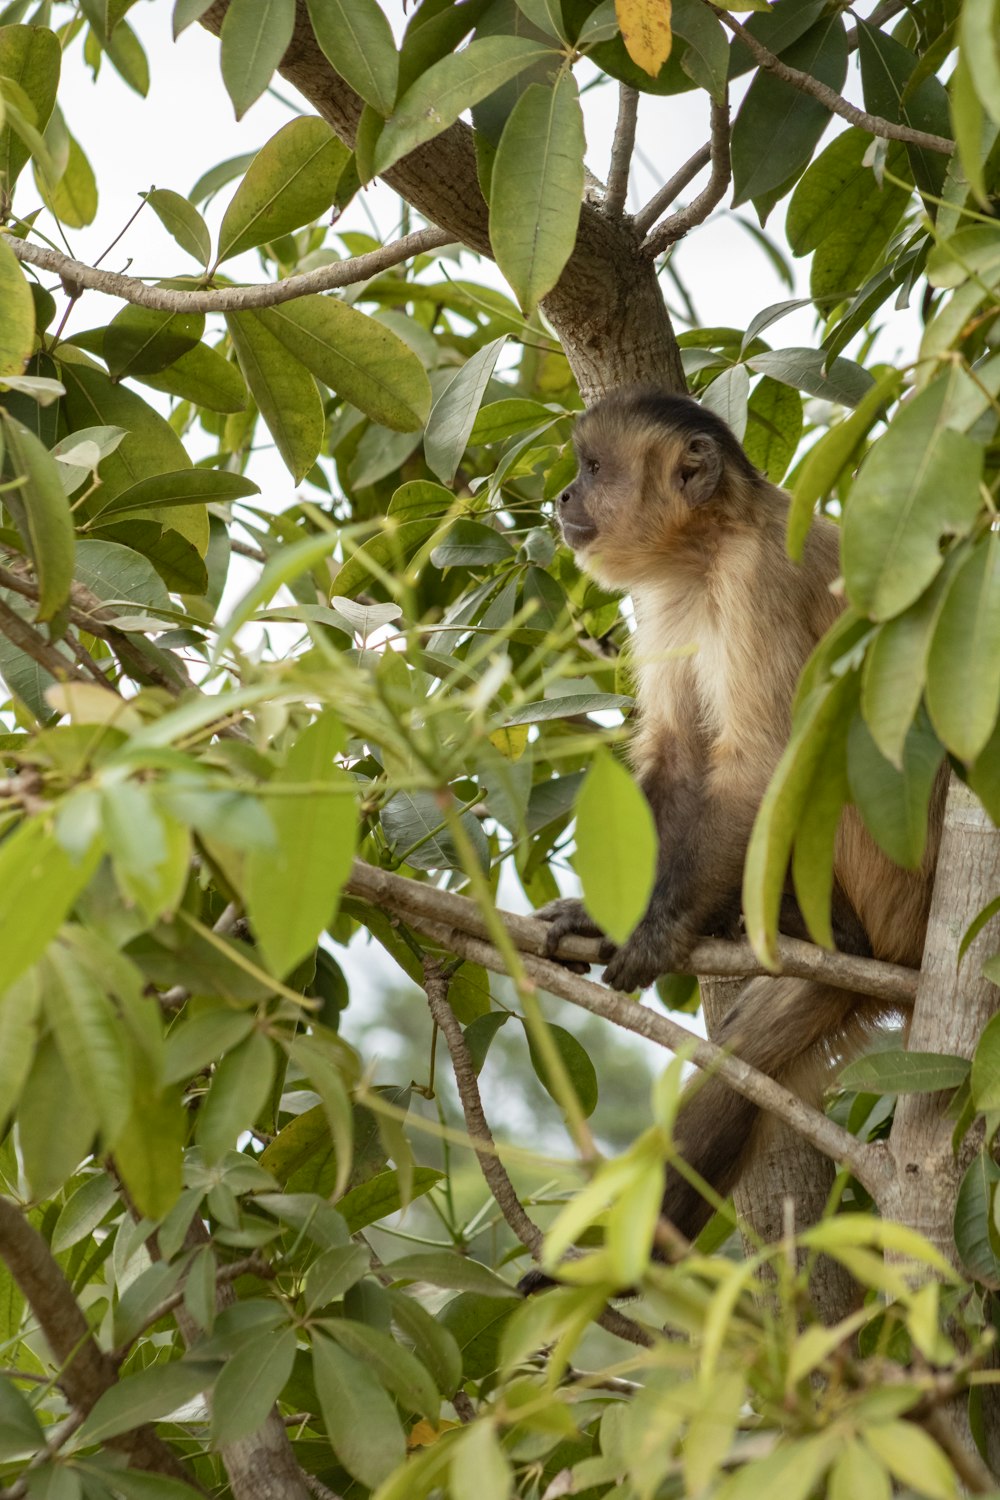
[{"xmin": 677, "ymin": 433, "xmax": 723, "ymax": 505}]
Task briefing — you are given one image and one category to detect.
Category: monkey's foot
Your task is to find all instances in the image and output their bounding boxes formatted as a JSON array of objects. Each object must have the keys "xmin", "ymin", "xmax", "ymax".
[
  {"xmin": 602, "ymin": 921, "xmax": 689, "ymax": 993},
  {"xmin": 535, "ymin": 898, "xmax": 616, "ymax": 969}
]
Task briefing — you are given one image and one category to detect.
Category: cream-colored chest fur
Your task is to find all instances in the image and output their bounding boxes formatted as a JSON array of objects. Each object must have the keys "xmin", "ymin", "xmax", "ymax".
[{"xmin": 631, "ymin": 574, "xmax": 730, "ymax": 743}]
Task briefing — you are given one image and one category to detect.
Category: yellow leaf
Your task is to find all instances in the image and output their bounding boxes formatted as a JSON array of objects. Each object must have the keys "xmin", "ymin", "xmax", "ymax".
[
  {"xmin": 488, "ymin": 724, "xmax": 529, "ymax": 760},
  {"xmin": 615, "ymin": 0, "xmax": 673, "ymax": 76},
  {"xmin": 408, "ymin": 1418, "xmax": 459, "ymax": 1448}
]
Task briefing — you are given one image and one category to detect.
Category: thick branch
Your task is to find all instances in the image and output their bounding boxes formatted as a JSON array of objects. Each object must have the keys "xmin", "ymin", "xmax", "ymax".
[
  {"xmin": 708, "ymin": 5, "xmax": 955, "ymax": 155},
  {"xmin": 605, "ymin": 85, "xmax": 639, "ymax": 218},
  {"xmin": 8, "ymin": 229, "xmax": 453, "ymax": 313},
  {"xmin": 642, "ymin": 95, "xmax": 732, "ymax": 256},
  {"xmin": 0, "ymin": 1198, "xmax": 197, "ymax": 1485},
  {"xmin": 346, "ymin": 860, "xmax": 918, "ymax": 1006}
]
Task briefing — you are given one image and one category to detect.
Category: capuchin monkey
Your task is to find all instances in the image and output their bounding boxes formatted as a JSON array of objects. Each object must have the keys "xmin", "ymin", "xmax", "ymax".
[{"xmin": 537, "ymin": 387, "xmax": 944, "ymax": 1245}]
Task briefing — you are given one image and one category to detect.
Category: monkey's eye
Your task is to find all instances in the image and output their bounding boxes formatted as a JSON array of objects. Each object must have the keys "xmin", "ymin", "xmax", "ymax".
[{"xmin": 587, "ymin": 458, "xmax": 600, "ymax": 475}]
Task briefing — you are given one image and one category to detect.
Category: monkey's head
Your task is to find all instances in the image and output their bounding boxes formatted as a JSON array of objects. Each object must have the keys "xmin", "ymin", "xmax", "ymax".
[{"xmin": 556, "ymin": 389, "xmax": 759, "ymax": 586}]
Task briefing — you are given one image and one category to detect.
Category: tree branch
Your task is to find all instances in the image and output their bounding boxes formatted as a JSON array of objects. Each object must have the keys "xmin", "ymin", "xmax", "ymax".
[
  {"xmin": 0, "ymin": 1198, "xmax": 199, "ymax": 1486},
  {"xmin": 642, "ymin": 95, "xmax": 732, "ymax": 256},
  {"xmin": 632, "ymin": 142, "xmax": 712, "ymax": 239},
  {"xmin": 422, "ymin": 958, "xmax": 655, "ymax": 1349},
  {"xmin": 346, "ymin": 860, "xmax": 918, "ymax": 1006},
  {"xmin": 707, "ymin": 4, "xmax": 955, "ymax": 155},
  {"xmin": 0, "ymin": 595, "xmax": 98, "ymax": 688},
  {"xmin": 605, "ymin": 85, "xmax": 639, "ymax": 218},
  {"xmin": 9, "ymin": 228, "xmax": 454, "ymax": 313}
]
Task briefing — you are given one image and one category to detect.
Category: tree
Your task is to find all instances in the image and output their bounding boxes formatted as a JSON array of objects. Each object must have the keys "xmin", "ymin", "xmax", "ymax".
[{"xmin": 0, "ymin": 0, "xmax": 997, "ymax": 1494}]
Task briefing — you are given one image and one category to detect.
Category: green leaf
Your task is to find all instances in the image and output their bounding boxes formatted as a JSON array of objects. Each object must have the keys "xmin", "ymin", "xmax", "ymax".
[
  {"xmin": 731, "ymin": 14, "xmax": 848, "ymax": 207},
  {"xmin": 860, "ymin": 546, "xmax": 960, "ymax": 767},
  {"xmin": 0, "ymin": 819, "xmax": 102, "ymax": 992},
  {"xmin": 429, "ymin": 519, "xmax": 515, "ymax": 567},
  {"xmin": 0, "ymin": 412, "xmax": 74, "ymax": 619},
  {"xmin": 225, "ymin": 310, "xmax": 324, "ymax": 482},
  {"xmin": 220, "ymin": 0, "xmax": 295, "ymax": 119},
  {"xmin": 37, "ymin": 131, "xmax": 97, "ymax": 227},
  {"xmin": 424, "ymin": 336, "xmax": 506, "ymax": 484},
  {"xmin": 787, "ymin": 129, "xmax": 910, "ymax": 300},
  {"xmin": 450, "ymin": 1422, "xmax": 514, "ymax": 1500},
  {"xmin": 856, "ymin": 20, "xmax": 952, "ymax": 198},
  {"xmin": 788, "ymin": 368, "xmax": 902, "ymax": 561},
  {"xmin": 744, "ymin": 672, "xmax": 857, "ymax": 966},
  {"xmin": 829, "ymin": 1440, "xmax": 891, "ymax": 1500},
  {"xmin": 306, "ymin": 0, "xmax": 398, "ymax": 115},
  {"xmin": 574, "ymin": 749, "xmax": 655, "ymax": 947},
  {"xmin": 380, "ymin": 788, "xmax": 489, "ymax": 872},
  {"xmin": 463, "ymin": 1010, "xmax": 509, "ymax": 1074},
  {"xmin": 195, "ymin": 1030, "xmax": 276, "ymax": 1162},
  {"xmin": 19, "ymin": 1033, "xmax": 96, "ymax": 1197},
  {"xmin": 144, "ymin": 187, "xmax": 211, "ymax": 267},
  {"xmin": 374, "ymin": 37, "xmax": 557, "ymax": 176},
  {"xmin": 77, "ymin": 1361, "xmax": 219, "ymax": 1445},
  {"xmin": 244, "ymin": 712, "xmax": 356, "ymax": 976},
  {"xmin": 74, "ymin": 538, "xmax": 172, "ymax": 612},
  {"xmin": 386, "ymin": 1289, "xmax": 463, "ymax": 1397},
  {"xmin": 0, "ymin": 236, "xmax": 34, "ymax": 377},
  {"xmin": 104, "ymin": 305, "xmax": 205, "ymax": 380},
  {"xmin": 505, "ymin": 692, "xmax": 633, "ymax": 725},
  {"xmin": 525, "ymin": 1019, "xmax": 599, "ymax": 1118},
  {"xmin": 0, "ymin": 970, "xmax": 40, "ymax": 1131},
  {"xmin": 741, "ymin": 376, "xmax": 801, "ymax": 483},
  {"xmin": 489, "ymin": 75, "xmax": 584, "ymax": 315},
  {"xmin": 216, "ymin": 117, "xmax": 350, "ymax": 264},
  {"xmin": 43, "ymin": 943, "xmax": 132, "ymax": 1147},
  {"xmin": 959, "ymin": 0, "xmax": 1000, "ymax": 127},
  {"xmin": 746, "ymin": 347, "xmax": 874, "ymax": 407},
  {"xmin": 258, "ymin": 296, "xmax": 432, "ymax": 431},
  {"xmin": 109, "ymin": 1078, "xmax": 186, "ymax": 1220},
  {"xmin": 972, "ymin": 1010, "xmax": 1000, "ymax": 1110},
  {"xmin": 325, "ymin": 1319, "xmax": 439, "ymax": 1421},
  {"xmin": 954, "ymin": 1149, "xmax": 1000, "ymax": 1281},
  {"xmin": 92, "ymin": 467, "xmax": 259, "ymax": 522},
  {"xmin": 862, "ymin": 1421, "xmax": 958, "ymax": 1500},
  {"xmin": 0, "ymin": 1372, "xmax": 44, "ymax": 1460},
  {"xmin": 387, "ymin": 1251, "xmax": 516, "ymax": 1297},
  {"xmin": 926, "ymin": 531, "xmax": 1000, "ymax": 763},
  {"xmin": 0, "ymin": 24, "xmax": 60, "ymax": 192},
  {"xmin": 60, "ymin": 361, "xmax": 191, "ymax": 503},
  {"xmin": 304, "ymin": 1244, "xmax": 370, "ymax": 1310},
  {"xmin": 949, "ymin": 52, "xmax": 991, "ymax": 207},
  {"xmin": 842, "ymin": 381, "xmax": 984, "ymax": 621},
  {"xmin": 211, "ymin": 1325, "xmax": 296, "ymax": 1444},
  {"xmin": 338, "ymin": 1167, "xmax": 444, "ymax": 1233},
  {"xmin": 138, "ymin": 339, "xmax": 249, "ymax": 413},
  {"xmin": 312, "ymin": 1332, "xmax": 406, "ymax": 1490},
  {"xmin": 847, "ymin": 712, "xmax": 944, "ymax": 869},
  {"xmin": 51, "ymin": 1172, "xmax": 117, "ymax": 1252},
  {"xmin": 839, "ymin": 1050, "xmax": 969, "ymax": 1093}
]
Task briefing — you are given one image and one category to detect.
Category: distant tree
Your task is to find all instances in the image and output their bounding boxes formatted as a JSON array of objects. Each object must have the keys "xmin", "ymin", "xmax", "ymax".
[{"xmin": 0, "ymin": 0, "xmax": 998, "ymax": 1496}]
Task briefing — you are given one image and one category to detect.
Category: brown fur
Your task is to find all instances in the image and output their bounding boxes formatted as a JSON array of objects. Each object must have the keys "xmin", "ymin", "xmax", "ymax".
[{"xmin": 540, "ymin": 387, "xmax": 944, "ymax": 1242}]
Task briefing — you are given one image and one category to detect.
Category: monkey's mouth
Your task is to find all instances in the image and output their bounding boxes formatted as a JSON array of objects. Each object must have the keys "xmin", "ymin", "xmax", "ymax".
[{"xmin": 560, "ymin": 520, "xmax": 598, "ymax": 549}]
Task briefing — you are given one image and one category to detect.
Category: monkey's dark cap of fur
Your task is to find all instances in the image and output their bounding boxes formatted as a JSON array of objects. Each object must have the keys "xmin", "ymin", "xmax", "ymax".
[{"xmin": 593, "ymin": 386, "xmax": 759, "ymax": 484}]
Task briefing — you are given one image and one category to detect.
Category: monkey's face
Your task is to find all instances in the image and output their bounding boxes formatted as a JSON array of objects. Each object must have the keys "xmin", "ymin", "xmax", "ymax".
[{"xmin": 556, "ymin": 396, "xmax": 726, "ymax": 587}]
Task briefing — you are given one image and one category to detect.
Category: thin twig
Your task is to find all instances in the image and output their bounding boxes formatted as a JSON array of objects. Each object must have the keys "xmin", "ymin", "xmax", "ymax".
[
  {"xmin": 633, "ymin": 142, "xmax": 712, "ymax": 239},
  {"xmin": 112, "ymin": 1254, "xmax": 273, "ymax": 1361},
  {"xmin": 10, "ymin": 227, "xmax": 454, "ymax": 313},
  {"xmin": 0, "ymin": 595, "xmax": 96, "ymax": 687},
  {"xmin": 917, "ymin": 1408, "xmax": 995, "ymax": 1494},
  {"xmin": 643, "ymin": 95, "xmax": 732, "ymax": 255},
  {"xmin": 346, "ymin": 860, "xmax": 918, "ymax": 1007},
  {"xmin": 706, "ymin": 4, "xmax": 955, "ymax": 155},
  {"xmin": 605, "ymin": 85, "xmax": 639, "ymax": 217},
  {"xmin": 422, "ymin": 959, "xmax": 655, "ymax": 1349}
]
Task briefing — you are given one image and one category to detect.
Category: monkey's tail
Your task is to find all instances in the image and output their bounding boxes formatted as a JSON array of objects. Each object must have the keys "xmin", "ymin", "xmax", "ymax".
[{"xmin": 662, "ymin": 978, "xmax": 882, "ymax": 1242}]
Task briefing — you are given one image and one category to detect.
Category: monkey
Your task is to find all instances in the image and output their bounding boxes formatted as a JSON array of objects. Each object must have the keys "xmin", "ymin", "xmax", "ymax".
[{"xmin": 535, "ymin": 387, "xmax": 944, "ymax": 1245}]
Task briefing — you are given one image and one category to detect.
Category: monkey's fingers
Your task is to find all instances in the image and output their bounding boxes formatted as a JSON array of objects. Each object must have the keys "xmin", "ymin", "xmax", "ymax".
[{"xmin": 535, "ymin": 897, "xmax": 605, "ymax": 958}]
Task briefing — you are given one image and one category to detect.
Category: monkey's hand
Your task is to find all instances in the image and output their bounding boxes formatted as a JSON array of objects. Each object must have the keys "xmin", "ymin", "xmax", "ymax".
[
  {"xmin": 535, "ymin": 898, "xmax": 616, "ymax": 971},
  {"xmin": 601, "ymin": 915, "xmax": 691, "ymax": 993}
]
